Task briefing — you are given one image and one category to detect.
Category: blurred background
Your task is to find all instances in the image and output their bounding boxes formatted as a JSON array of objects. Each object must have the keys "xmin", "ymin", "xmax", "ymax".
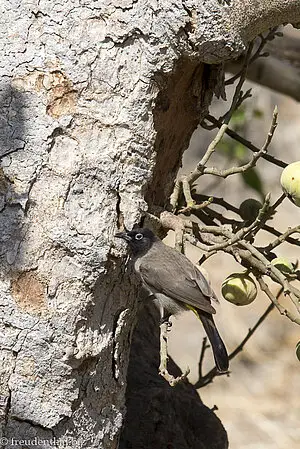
[{"xmin": 166, "ymin": 26, "xmax": 300, "ymax": 449}]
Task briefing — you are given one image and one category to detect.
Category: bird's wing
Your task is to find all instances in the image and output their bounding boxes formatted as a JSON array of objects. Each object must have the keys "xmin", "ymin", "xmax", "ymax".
[{"xmin": 139, "ymin": 251, "xmax": 216, "ymax": 315}]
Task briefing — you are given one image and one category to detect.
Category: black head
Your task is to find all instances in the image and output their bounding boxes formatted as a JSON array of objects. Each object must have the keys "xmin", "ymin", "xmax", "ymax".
[{"xmin": 115, "ymin": 228, "xmax": 156, "ymax": 255}]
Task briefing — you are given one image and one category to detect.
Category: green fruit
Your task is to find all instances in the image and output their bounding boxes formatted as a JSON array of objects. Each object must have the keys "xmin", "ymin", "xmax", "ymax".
[
  {"xmin": 239, "ymin": 198, "xmax": 263, "ymax": 222},
  {"xmin": 221, "ymin": 272, "xmax": 257, "ymax": 306},
  {"xmin": 296, "ymin": 341, "xmax": 300, "ymax": 362},
  {"xmin": 280, "ymin": 161, "xmax": 300, "ymax": 207},
  {"xmin": 271, "ymin": 257, "xmax": 294, "ymax": 275}
]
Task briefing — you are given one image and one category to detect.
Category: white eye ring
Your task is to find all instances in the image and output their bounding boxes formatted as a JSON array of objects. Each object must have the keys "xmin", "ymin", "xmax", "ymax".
[{"xmin": 135, "ymin": 233, "xmax": 143, "ymax": 240}]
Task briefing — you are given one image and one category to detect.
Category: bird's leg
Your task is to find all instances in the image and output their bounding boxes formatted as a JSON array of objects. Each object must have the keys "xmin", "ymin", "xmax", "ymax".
[
  {"xmin": 159, "ymin": 316, "xmax": 190, "ymax": 386},
  {"xmin": 159, "ymin": 306, "xmax": 172, "ymax": 330}
]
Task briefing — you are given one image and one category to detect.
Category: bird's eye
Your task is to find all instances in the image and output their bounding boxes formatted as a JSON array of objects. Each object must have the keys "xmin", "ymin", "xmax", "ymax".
[{"xmin": 135, "ymin": 233, "xmax": 143, "ymax": 240}]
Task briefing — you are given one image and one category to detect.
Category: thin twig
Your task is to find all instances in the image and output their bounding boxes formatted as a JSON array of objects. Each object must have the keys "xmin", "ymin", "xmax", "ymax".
[
  {"xmin": 186, "ymin": 195, "xmax": 270, "ymax": 254},
  {"xmin": 197, "ymin": 206, "xmax": 240, "ymax": 227},
  {"xmin": 265, "ymin": 225, "xmax": 300, "ymax": 252},
  {"xmin": 185, "ymin": 233, "xmax": 211, "ymax": 252},
  {"xmin": 198, "ymin": 337, "xmax": 210, "ymax": 380},
  {"xmin": 170, "ymin": 179, "xmax": 181, "ymax": 211},
  {"xmin": 194, "ymin": 291, "xmax": 278, "ymax": 389},
  {"xmin": 178, "ymin": 197, "xmax": 213, "ymax": 214},
  {"xmin": 257, "ymin": 278, "xmax": 300, "ymax": 325},
  {"xmin": 225, "ymin": 28, "xmax": 280, "ymax": 86},
  {"xmin": 159, "ymin": 321, "xmax": 169, "ymax": 374},
  {"xmin": 199, "ymin": 48, "xmax": 252, "ymax": 171},
  {"xmin": 202, "ymin": 106, "xmax": 278, "ymax": 178},
  {"xmin": 239, "ymin": 241, "xmax": 290, "ymax": 291},
  {"xmin": 169, "ymin": 43, "xmax": 256, "ymax": 211},
  {"xmin": 204, "ymin": 115, "xmax": 287, "ymax": 169},
  {"xmin": 178, "ymin": 94, "xmax": 277, "ymax": 217},
  {"xmin": 185, "ymin": 124, "xmax": 229, "ymax": 186},
  {"xmin": 229, "ymin": 302, "xmax": 276, "ymax": 359},
  {"xmin": 159, "ymin": 320, "xmax": 190, "ymax": 386},
  {"xmin": 159, "ymin": 211, "xmax": 188, "ymax": 253},
  {"xmin": 186, "ymin": 223, "xmax": 300, "ymax": 320},
  {"xmin": 270, "ymin": 193, "xmax": 286, "ymax": 211},
  {"xmin": 239, "ymin": 240, "xmax": 300, "ymax": 313},
  {"xmin": 182, "ymin": 177, "xmax": 196, "ymax": 207},
  {"xmin": 192, "ymin": 200, "xmax": 300, "ymax": 247},
  {"xmin": 222, "ymin": 43, "xmax": 254, "ymax": 123},
  {"xmin": 264, "ymin": 224, "xmax": 300, "ymax": 247}
]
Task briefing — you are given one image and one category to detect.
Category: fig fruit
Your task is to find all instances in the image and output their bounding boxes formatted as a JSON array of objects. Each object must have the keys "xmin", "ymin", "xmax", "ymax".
[
  {"xmin": 296, "ymin": 341, "xmax": 300, "ymax": 362},
  {"xmin": 221, "ymin": 272, "xmax": 257, "ymax": 306},
  {"xmin": 271, "ymin": 257, "xmax": 294, "ymax": 275},
  {"xmin": 239, "ymin": 198, "xmax": 262, "ymax": 222},
  {"xmin": 280, "ymin": 161, "xmax": 300, "ymax": 207}
]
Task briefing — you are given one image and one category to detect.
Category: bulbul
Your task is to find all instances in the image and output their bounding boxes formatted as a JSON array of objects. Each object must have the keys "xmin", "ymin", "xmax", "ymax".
[{"xmin": 115, "ymin": 227, "xmax": 229, "ymax": 373}]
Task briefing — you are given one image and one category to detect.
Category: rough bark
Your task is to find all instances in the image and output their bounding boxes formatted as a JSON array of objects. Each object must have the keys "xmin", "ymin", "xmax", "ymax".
[{"xmin": 0, "ymin": 1, "xmax": 299, "ymax": 448}]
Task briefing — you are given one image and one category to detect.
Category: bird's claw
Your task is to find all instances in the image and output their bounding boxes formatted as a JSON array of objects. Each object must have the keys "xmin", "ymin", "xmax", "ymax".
[{"xmin": 160, "ymin": 317, "xmax": 172, "ymax": 331}]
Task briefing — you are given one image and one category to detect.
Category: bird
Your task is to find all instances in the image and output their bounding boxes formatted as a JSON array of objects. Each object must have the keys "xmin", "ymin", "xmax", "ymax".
[{"xmin": 115, "ymin": 227, "xmax": 229, "ymax": 373}]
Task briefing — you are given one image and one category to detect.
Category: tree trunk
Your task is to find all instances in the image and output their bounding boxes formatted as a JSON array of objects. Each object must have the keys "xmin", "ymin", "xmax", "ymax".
[{"xmin": 1, "ymin": 1, "xmax": 299, "ymax": 448}]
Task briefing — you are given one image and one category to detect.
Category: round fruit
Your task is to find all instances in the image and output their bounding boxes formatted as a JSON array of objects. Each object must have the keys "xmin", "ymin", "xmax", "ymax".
[
  {"xmin": 239, "ymin": 199, "xmax": 263, "ymax": 222},
  {"xmin": 221, "ymin": 272, "xmax": 257, "ymax": 306},
  {"xmin": 296, "ymin": 341, "xmax": 300, "ymax": 362},
  {"xmin": 280, "ymin": 161, "xmax": 300, "ymax": 207},
  {"xmin": 271, "ymin": 257, "xmax": 294, "ymax": 275}
]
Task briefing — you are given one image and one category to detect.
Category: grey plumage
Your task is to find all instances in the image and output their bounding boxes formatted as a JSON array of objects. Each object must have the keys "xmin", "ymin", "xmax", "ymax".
[{"xmin": 115, "ymin": 227, "xmax": 229, "ymax": 373}]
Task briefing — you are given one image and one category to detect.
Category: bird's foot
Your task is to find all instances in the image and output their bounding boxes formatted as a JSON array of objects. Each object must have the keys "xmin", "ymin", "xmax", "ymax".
[{"xmin": 160, "ymin": 317, "xmax": 172, "ymax": 331}]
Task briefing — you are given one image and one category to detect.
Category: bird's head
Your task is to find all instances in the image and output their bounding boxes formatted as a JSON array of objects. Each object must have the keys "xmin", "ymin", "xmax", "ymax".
[{"xmin": 115, "ymin": 228, "xmax": 156, "ymax": 255}]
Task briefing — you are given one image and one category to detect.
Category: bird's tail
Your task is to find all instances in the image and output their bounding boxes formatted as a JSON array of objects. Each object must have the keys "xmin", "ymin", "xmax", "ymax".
[{"xmin": 199, "ymin": 311, "xmax": 229, "ymax": 373}]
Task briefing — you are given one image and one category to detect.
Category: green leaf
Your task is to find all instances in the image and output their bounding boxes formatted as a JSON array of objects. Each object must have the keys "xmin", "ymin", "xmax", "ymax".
[
  {"xmin": 218, "ymin": 140, "xmax": 247, "ymax": 162},
  {"xmin": 218, "ymin": 139, "xmax": 234, "ymax": 157},
  {"xmin": 230, "ymin": 107, "xmax": 247, "ymax": 127},
  {"xmin": 234, "ymin": 143, "xmax": 247, "ymax": 161},
  {"xmin": 253, "ymin": 108, "xmax": 264, "ymax": 118},
  {"xmin": 241, "ymin": 168, "xmax": 264, "ymax": 198}
]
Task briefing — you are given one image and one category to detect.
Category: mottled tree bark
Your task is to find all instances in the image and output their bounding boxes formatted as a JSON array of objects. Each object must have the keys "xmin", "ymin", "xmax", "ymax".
[{"xmin": 0, "ymin": 1, "xmax": 299, "ymax": 448}]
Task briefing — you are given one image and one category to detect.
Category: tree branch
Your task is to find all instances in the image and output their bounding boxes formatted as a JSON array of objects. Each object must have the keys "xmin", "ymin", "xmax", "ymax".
[
  {"xmin": 226, "ymin": 1, "xmax": 300, "ymax": 44},
  {"xmin": 159, "ymin": 320, "xmax": 190, "ymax": 386},
  {"xmin": 226, "ymin": 31, "xmax": 300, "ymax": 102},
  {"xmin": 257, "ymin": 277, "xmax": 300, "ymax": 325},
  {"xmin": 194, "ymin": 293, "xmax": 277, "ymax": 389},
  {"xmin": 204, "ymin": 115, "xmax": 287, "ymax": 169},
  {"xmin": 264, "ymin": 225, "xmax": 300, "ymax": 252}
]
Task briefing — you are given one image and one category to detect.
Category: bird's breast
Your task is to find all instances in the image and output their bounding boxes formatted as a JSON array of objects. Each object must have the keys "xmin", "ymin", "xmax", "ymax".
[{"xmin": 133, "ymin": 257, "xmax": 142, "ymax": 272}]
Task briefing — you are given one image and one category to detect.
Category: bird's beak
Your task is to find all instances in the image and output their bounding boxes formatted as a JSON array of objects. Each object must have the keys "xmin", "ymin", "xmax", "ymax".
[{"xmin": 115, "ymin": 231, "xmax": 132, "ymax": 242}]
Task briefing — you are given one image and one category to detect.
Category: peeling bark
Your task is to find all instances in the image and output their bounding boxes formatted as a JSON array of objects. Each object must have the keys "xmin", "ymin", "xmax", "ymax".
[{"xmin": 0, "ymin": 1, "xmax": 299, "ymax": 447}]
